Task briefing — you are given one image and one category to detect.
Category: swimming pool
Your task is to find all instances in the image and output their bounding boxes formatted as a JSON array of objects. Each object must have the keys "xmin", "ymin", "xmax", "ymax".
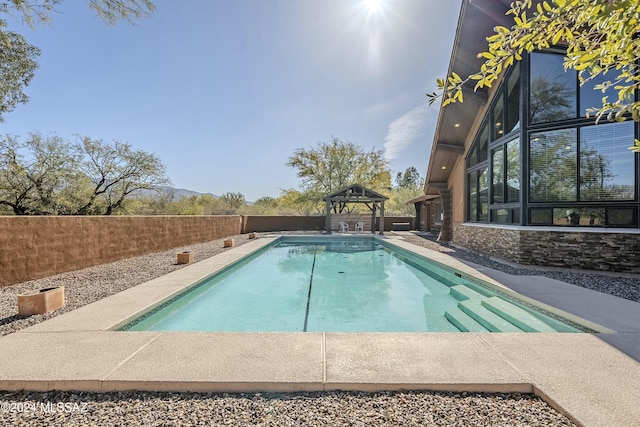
[{"xmin": 122, "ymin": 236, "xmax": 590, "ymax": 333}]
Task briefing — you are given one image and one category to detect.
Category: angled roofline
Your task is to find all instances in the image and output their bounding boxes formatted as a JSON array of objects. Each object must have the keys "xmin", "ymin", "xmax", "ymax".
[
  {"xmin": 323, "ymin": 183, "xmax": 388, "ymax": 202},
  {"xmin": 424, "ymin": 0, "xmax": 515, "ymax": 196}
]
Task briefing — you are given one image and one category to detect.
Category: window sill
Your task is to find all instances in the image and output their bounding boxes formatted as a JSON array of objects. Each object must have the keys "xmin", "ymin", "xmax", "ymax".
[{"xmin": 460, "ymin": 222, "xmax": 640, "ymax": 234}]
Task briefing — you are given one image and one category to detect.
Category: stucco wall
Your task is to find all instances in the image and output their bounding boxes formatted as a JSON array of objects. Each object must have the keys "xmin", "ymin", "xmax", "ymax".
[
  {"xmin": 241, "ymin": 215, "xmax": 325, "ymax": 233},
  {"xmin": 0, "ymin": 216, "xmax": 241, "ymax": 287},
  {"xmin": 454, "ymin": 223, "xmax": 640, "ymax": 273}
]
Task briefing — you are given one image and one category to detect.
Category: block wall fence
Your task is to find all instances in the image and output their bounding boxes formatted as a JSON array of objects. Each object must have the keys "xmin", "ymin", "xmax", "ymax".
[{"xmin": 0, "ymin": 216, "xmax": 241, "ymax": 287}]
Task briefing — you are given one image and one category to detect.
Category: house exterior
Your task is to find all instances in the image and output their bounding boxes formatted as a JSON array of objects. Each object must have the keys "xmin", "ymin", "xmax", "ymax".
[{"xmin": 418, "ymin": 0, "xmax": 640, "ymax": 272}]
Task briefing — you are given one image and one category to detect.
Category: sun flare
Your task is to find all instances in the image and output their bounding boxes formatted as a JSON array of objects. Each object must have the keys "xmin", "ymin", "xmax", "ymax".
[{"xmin": 363, "ymin": 0, "xmax": 383, "ymax": 14}]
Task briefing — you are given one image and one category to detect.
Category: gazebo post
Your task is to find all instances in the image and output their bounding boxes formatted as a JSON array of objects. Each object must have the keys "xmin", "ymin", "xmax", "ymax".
[
  {"xmin": 379, "ymin": 201, "xmax": 385, "ymax": 235},
  {"xmin": 325, "ymin": 199, "xmax": 332, "ymax": 234},
  {"xmin": 371, "ymin": 201, "xmax": 376, "ymax": 234}
]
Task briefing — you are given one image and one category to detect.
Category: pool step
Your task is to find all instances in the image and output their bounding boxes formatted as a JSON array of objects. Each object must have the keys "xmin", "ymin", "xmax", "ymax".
[
  {"xmin": 447, "ymin": 284, "xmax": 558, "ymax": 333},
  {"xmin": 450, "ymin": 284, "xmax": 486, "ymax": 301},
  {"xmin": 458, "ymin": 299, "xmax": 523, "ymax": 332},
  {"xmin": 481, "ymin": 297, "xmax": 556, "ymax": 332},
  {"xmin": 445, "ymin": 307, "xmax": 490, "ymax": 332}
]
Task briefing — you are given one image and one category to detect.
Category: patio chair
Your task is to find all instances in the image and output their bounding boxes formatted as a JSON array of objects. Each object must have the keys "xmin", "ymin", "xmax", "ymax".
[
  {"xmin": 354, "ymin": 221, "xmax": 365, "ymax": 232},
  {"xmin": 339, "ymin": 222, "xmax": 349, "ymax": 232}
]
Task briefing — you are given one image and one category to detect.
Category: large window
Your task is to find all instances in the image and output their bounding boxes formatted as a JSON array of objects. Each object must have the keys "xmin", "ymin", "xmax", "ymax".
[
  {"xmin": 505, "ymin": 66, "xmax": 520, "ymax": 133},
  {"xmin": 489, "ymin": 138, "xmax": 520, "ymax": 224},
  {"xmin": 464, "ymin": 50, "xmax": 638, "ymax": 228},
  {"xmin": 530, "ymin": 52, "xmax": 576, "ymax": 123},
  {"xmin": 529, "ymin": 129, "xmax": 577, "ymax": 202},
  {"xmin": 506, "ymin": 139, "xmax": 520, "ymax": 203},
  {"xmin": 530, "ymin": 122, "xmax": 635, "ymax": 204},
  {"xmin": 579, "ymin": 122, "xmax": 635, "ymax": 201},
  {"xmin": 530, "ymin": 51, "xmax": 623, "ymax": 120},
  {"xmin": 491, "ymin": 139, "xmax": 521, "ymax": 204},
  {"xmin": 491, "ymin": 147, "xmax": 504, "ymax": 203},
  {"xmin": 466, "ymin": 65, "xmax": 523, "ymax": 224},
  {"xmin": 468, "ymin": 168, "xmax": 488, "ymax": 222}
]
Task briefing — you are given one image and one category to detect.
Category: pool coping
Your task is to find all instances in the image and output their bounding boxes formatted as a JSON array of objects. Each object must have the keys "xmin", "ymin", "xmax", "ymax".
[{"xmin": 0, "ymin": 235, "xmax": 639, "ymax": 427}]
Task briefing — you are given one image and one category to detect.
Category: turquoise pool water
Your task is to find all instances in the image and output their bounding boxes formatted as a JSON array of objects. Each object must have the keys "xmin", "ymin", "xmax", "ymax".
[{"xmin": 123, "ymin": 237, "xmax": 586, "ymax": 333}]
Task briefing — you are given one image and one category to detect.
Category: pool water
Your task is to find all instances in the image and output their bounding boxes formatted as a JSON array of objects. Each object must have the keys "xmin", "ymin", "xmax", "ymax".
[{"xmin": 123, "ymin": 237, "xmax": 585, "ymax": 333}]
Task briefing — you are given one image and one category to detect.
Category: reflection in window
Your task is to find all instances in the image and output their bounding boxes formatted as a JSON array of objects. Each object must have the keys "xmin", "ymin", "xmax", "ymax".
[
  {"xmin": 529, "ymin": 206, "xmax": 635, "ymax": 227},
  {"xmin": 506, "ymin": 66, "xmax": 520, "ymax": 133},
  {"xmin": 468, "ymin": 168, "xmax": 489, "ymax": 222},
  {"xmin": 468, "ymin": 171, "xmax": 477, "ymax": 221},
  {"xmin": 555, "ymin": 208, "xmax": 605, "ymax": 226},
  {"xmin": 492, "ymin": 208, "xmax": 510, "ymax": 224},
  {"xmin": 580, "ymin": 70, "xmax": 617, "ymax": 117},
  {"xmin": 530, "ymin": 207, "xmax": 605, "ymax": 226},
  {"xmin": 530, "ymin": 129, "xmax": 577, "ymax": 202},
  {"xmin": 530, "ymin": 52, "xmax": 576, "ymax": 123},
  {"xmin": 580, "ymin": 122, "xmax": 635, "ymax": 201},
  {"xmin": 491, "ymin": 208, "xmax": 520, "ymax": 224},
  {"xmin": 608, "ymin": 208, "xmax": 635, "ymax": 226},
  {"xmin": 492, "ymin": 95, "xmax": 504, "ymax": 140},
  {"xmin": 506, "ymin": 139, "xmax": 520, "ymax": 203},
  {"xmin": 479, "ymin": 168, "xmax": 488, "ymax": 222},
  {"xmin": 492, "ymin": 147, "xmax": 504, "ymax": 203},
  {"xmin": 468, "ymin": 144, "xmax": 478, "ymax": 168},
  {"xmin": 529, "ymin": 208, "xmax": 552, "ymax": 225},
  {"xmin": 478, "ymin": 123, "xmax": 489, "ymax": 163}
]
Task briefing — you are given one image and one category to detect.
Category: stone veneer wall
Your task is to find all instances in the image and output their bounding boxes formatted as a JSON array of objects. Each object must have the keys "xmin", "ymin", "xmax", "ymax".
[
  {"xmin": 0, "ymin": 216, "xmax": 241, "ymax": 287},
  {"xmin": 454, "ymin": 223, "xmax": 640, "ymax": 273}
]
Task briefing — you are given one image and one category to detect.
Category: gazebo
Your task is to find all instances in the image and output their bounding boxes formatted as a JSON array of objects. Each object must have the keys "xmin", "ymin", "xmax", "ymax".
[{"xmin": 323, "ymin": 184, "xmax": 388, "ymax": 235}]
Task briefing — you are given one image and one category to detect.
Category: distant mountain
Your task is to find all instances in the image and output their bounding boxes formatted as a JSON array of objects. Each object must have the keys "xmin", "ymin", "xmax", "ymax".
[{"xmin": 133, "ymin": 185, "xmax": 218, "ymax": 199}]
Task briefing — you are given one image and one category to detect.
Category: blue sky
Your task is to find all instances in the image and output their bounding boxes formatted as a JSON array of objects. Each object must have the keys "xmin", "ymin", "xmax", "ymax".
[{"xmin": 3, "ymin": 0, "xmax": 461, "ymax": 201}]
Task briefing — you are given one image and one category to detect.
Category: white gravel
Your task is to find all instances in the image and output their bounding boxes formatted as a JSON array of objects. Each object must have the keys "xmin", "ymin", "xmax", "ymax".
[{"xmin": 0, "ymin": 390, "xmax": 577, "ymax": 426}]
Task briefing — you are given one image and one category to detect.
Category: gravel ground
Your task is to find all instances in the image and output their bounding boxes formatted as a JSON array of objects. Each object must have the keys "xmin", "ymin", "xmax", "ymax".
[
  {"xmin": 3, "ymin": 231, "xmax": 632, "ymax": 426},
  {"xmin": 0, "ymin": 390, "xmax": 577, "ymax": 426}
]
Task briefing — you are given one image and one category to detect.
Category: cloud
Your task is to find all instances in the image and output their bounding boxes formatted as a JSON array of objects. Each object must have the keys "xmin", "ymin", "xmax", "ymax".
[{"xmin": 383, "ymin": 103, "xmax": 430, "ymax": 162}]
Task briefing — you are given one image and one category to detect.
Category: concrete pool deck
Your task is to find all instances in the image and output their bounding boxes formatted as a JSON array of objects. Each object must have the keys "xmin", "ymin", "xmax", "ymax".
[{"xmin": 0, "ymin": 235, "xmax": 638, "ymax": 427}]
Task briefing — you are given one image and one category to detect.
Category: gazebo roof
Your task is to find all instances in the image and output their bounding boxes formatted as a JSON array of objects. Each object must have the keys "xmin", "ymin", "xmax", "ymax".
[{"xmin": 323, "ymin": 184, "xmax": 388, "ymax": 203}]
